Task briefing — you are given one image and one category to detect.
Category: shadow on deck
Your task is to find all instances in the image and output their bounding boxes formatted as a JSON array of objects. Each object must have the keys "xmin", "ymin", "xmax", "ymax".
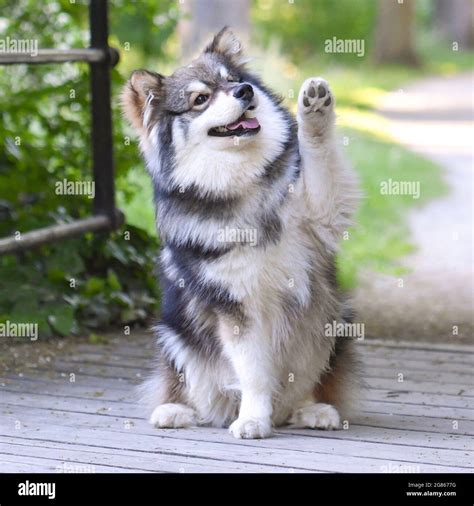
[{"xmin": 0, "ymin": 333, "xmax": 472, "ymax": 473}]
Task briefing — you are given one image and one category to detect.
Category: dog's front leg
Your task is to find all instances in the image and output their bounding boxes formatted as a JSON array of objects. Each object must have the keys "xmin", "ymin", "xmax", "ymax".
[
  {"xmin": 220, "ymin": 319, "xmax": 275, "ymax": 439},
  {"xmin": 297, "ymin": 77, "xmax": 358, "ymax": 245}
]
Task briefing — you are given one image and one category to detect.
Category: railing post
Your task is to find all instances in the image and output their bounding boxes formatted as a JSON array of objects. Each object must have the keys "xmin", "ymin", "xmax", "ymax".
[{"xmin": 89, "ymin": 0, "xmax": 117, "ymax": 227}]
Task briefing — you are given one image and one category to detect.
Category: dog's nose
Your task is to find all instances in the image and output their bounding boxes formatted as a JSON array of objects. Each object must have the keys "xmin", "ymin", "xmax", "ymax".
[{"xmin": 233, "ymin": 83, "xmax": 254, "ymax": 102}]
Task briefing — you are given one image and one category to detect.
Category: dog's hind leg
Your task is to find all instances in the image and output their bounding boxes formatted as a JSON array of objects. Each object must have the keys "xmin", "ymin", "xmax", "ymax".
[
  {"xmin": 149, "ymin": 403, "xmax": 196, "ymax": 428},
  {"xmin": 296, "ymin": 77, "xmax": 359, "ymax": 246},
  {"xmin": 288, "ymin": 401, "xmax": 341, "ymax": 430},
  {"xmin": 138, "ymin": 355, "xmax": 197, "ymax": 429}
]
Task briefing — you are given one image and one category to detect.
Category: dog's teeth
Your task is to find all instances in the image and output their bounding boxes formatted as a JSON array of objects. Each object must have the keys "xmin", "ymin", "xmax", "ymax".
[{"xmin": 244, "ymin": 110, "xmax": 256, "ymax": 119}]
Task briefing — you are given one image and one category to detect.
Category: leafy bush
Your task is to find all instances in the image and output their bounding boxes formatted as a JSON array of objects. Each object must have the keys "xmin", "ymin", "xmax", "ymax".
[
  {"xmin": 0, "ymin": 0, "xmax": 177, "ymax": 337},
  {"xmin": 252, "ymin": 0, "xmax": 377, "ymax": 63}
]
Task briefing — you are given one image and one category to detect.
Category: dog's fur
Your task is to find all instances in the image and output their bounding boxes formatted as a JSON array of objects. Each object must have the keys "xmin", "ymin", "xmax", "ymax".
[{"xmin": 121, "ymin": 28, "xmax": 361, "ymax": 439}]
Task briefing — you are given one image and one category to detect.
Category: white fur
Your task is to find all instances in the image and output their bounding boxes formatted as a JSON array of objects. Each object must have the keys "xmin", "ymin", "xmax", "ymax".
[
  {"xmin": 297, "ymin": 77, "xmax": 360, "ymax": 250},
  {"xmin": 150, "ymin": 403, "xmax": 196, "ymax": 428},
  {"xmin": 168, "ymin": 87, "xmax": 289, "ymax": 197},
  {"xmin": 141, "ymin": 76, "xmax": 359, "ymax": 438},
  {"xmin": 289, "ymin": 402, "xmax": 341, "ymax": 429}
]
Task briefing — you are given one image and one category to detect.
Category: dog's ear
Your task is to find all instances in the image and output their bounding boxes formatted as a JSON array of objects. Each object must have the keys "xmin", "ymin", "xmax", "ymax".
[
  {"xmin": 204, "ymin": 27, "xmax": 248, "ymax": 67},
  {"xmin": 121, "ymin": 70, "xmax": 163, "ymax": 131}
]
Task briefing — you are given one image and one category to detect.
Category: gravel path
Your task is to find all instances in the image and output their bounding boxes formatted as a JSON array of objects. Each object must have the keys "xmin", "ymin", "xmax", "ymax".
[{"xmin": 354, "ymin": 72, "xmax": 473, "ymax": 343}]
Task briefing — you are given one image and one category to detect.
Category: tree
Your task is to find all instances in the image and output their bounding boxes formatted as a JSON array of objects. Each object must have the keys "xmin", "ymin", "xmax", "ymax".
[
  {"xmin": 373, "ymin": 0, "xmax": 419, "ymax": 66},
  {"xmin": 178, "ymin": 0, "xmax": 250, "ymax": 58},
  {"xmin": 435, "ymin": 0, "xmax": 473, "ymax": 49}
]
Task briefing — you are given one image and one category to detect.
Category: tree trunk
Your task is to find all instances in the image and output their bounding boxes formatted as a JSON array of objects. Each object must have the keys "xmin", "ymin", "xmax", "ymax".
[
  {"xmin": 178, "ymin": 0, "xmax": 250, "ymax": 59},
  {"xmin": 435, "ymin": 0, "xmax": 473, "ymax": 49},
  {"xmin": 373, "ymin": 0, "xmax": 419, "ymax": 66}
]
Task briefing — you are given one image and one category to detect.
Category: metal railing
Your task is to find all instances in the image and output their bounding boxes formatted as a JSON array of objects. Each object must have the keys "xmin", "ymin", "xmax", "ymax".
[{"xmin": 0, "ymin": 0, "xmax": 122, "ymax": 255}]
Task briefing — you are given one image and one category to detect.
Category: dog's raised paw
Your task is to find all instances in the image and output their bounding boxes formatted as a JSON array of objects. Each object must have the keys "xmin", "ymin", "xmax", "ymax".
[
  {"xmin": 149, "ymin": 403, "xmax": 196, "ymax": 428},
  {"xmin": 229, "ymin": 417, "xmax": 272, "ymax": 439},
  {"xmin": 298, "ymin": 77, "xmax": 334, "ymax": 117},
  {"xmin": 289, "ymin": 403, "xmax": 341, "ymax": 430}
]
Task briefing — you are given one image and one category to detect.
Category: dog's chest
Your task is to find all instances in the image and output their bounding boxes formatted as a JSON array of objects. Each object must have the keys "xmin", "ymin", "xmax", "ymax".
[{"xmin": 202, "ymin": 228, "xmax": 313, "ymax": 312}]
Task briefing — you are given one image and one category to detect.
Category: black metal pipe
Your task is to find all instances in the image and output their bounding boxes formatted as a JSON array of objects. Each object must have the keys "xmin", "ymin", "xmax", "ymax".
[
  {"xmin": 0, "ymin": 215, "xmax": 111, "ymax": 255},
  {"xmin": 0, "ymin": 47, "xmax": 120, "ymax": 66},
  {"xmin": 89, "ymin": 0, "xmax": 118, "ymax": 227},
  {"xmin": 0, "ymin": 0, "xmax": 123, "ymax": 256},
  {"xmin": 0, "ymin": 48, "xmax": 105, "ymax": 65}
]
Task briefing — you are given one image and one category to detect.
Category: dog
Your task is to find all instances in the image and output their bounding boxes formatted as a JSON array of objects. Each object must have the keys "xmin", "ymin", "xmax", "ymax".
[{"xmin": 121, "ymin": 27, "xmax": 361, "ymax": 439}]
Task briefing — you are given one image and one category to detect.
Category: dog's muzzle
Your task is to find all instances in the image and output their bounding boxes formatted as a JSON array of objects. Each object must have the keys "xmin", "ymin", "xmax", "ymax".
[
  {"xmin": 208, "ymin": 83, "xmax": 260, "ymax": 138},
  {"xmin": 233, "ymin": 84, "xmax": 254, "ymax": 106}
]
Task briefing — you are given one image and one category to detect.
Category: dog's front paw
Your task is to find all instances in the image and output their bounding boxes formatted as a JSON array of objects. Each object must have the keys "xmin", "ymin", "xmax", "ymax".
[
  {"xmin": 289, "ymin": 403, "xmax": 341, "ymax": 430},
  {"xmin": 299, "ymin": 77, "xmax": 333, "ymax": 115},
  {"xmin": 298, "ymin": 77, "xmax": 334, "ymax": 135},
  {"xmin": 229, "ymin": 417, "xmax": 272, "ymax": 439},
  {"xmin": 149, "ymin": 403, "xmax": 196, "ymax": 428}
]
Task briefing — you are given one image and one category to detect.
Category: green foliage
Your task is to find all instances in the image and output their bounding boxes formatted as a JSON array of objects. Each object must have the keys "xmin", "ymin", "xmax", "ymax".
[
  {"xmin": 0, "ymin": 0, "xmax": 175, "ymax": 337},
  {"xmin": 337, "ymin": 129, "xmax": 447, "ymax": 290},
  {"xmin": 252, "ymin": 0, "xmax": 377, "ymax": 63}
]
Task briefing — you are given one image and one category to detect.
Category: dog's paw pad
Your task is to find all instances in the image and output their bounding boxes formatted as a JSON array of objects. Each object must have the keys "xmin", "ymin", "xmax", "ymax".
[
  {"xmin": 299, "ymin": 77, "xmax": 333, "ymax": 116},
  {"xmin": 149, "ymin": 403, "xmax": 196, "ymax": 428},
  {"xmin": 290, "ymin": 403, "xmax": 341, "ymax": 430},
  {"xmin": 229, "ymin": 417, "xmax": 272, "ymax": 439}
]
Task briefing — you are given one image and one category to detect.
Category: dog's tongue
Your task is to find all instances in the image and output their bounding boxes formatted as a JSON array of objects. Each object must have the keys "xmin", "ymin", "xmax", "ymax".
[{"xmin": 226, "ymin": 116, "xmax": 260, "ymax": 130}]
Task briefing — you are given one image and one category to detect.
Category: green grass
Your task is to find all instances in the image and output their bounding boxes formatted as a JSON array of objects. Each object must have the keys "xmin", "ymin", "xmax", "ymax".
[{"xmin": 337, "ymin": 128, "xmax": 447, "ymax": 289}]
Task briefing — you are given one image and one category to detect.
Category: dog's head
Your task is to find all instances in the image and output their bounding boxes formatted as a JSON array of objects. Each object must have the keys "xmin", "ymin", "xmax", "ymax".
[{"xmin": 121, "ymin": 27, "xmax": 292, "ymax": 196}]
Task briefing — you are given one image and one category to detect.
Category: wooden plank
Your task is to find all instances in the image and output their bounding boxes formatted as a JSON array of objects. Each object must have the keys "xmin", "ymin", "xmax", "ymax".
[
  {"xmin": 63, "ymin": 350, "xmax": 473, "ymax": 378},
  {"xmin": 2, "ymin": 404, "xmax": 473, "ymax": 455},
  {"xmin": 358, "ymin": 346, "xmax": 474, "ymax": 365},
  {"xmin": 1, "ymin": 371, "xmax": 141, "ymax": 391},
  {"xmin": 0, "ymin": 453, "xmax": 150, "ymax": 473},
  {"xmin": 360, "ymin": 339, "xmax": 474, "ymax": 353},
  {"xmin": 365, "ymin": 377, "xmax": 474, "ymax": 396},
  {"xmin": 0, "ymin": 457, "xmax": 56, "ymax": 473},
  {"xmin": 1, "ymin": 333, "xmax": 472, "ymax": 473},
  {"xmin": 0, "ymin": 416, "xmax": 470, "ymax": 473},
  {"xmin": 9, "ymin": 361, "xmax": 143, "ymax": 382},
  {"xmin": 51, "ymin": 352, "xmax": 474, "ymax": 379},
  {"xmin": 2, "ymin": 392, "xmax": 474, "ymax": 436},
  {"xmin": 364, "ymin": 388, "xmax": 473, "ymax": 409},
  {"xmin": 0, "ymin": 381, "xmax": 134, "ymax": 403},
  {"xmin": 3, "ymin": 370, "xmax": 472, "ymax": 410},
  {"xmin": 0, "ymin": 439, "xmax": 292, "ymax": 474},
  {"xmin": 80, "ymin": 338, "xmax": 474, "ymax": 361},
  {"xmin": 4, "ymin": 357, "xmax": 472, "ymax": 395},
  {"xmin": 363, "ymin": 366, "xmax": 474, "ymax": 384},
  {"xmin": 360, "ymin": 399, "xmax": 474, "ymax": 420},
  {"xmin": 360, "ymin": 357, "xmax": 473, "ymax": 375},
  {"xmin": 3, "ymin": 387, "xmax": 473, "ymax": 423}
]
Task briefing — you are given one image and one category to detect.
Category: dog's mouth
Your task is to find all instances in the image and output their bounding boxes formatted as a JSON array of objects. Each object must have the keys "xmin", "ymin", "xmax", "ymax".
[{"xmin": 208, "ymin": 111, "xmax": 261, "ymax": 137}]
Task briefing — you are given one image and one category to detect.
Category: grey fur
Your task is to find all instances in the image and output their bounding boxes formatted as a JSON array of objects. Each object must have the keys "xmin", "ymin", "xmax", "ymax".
[{"xmin": 122, "ymin": 28, "xmax": 361, "ymax": 438}]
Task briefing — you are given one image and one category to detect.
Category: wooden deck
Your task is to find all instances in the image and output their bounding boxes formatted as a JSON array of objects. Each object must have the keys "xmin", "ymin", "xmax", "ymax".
[{"xmin": 0, "ymin": 334, "xmax": 473, "ymax": 473}]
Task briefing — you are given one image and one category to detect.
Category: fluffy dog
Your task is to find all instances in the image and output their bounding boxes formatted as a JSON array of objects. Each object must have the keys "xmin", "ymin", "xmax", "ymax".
[{"xmin": 121, "ymin": 27, "xmax": 361, "ymax": 439}]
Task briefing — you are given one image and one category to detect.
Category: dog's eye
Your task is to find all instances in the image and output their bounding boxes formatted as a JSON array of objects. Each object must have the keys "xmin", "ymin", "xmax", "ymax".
[{"xmin": 194, "ymin": 94, "xmax": 208, "ymax": 106}]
